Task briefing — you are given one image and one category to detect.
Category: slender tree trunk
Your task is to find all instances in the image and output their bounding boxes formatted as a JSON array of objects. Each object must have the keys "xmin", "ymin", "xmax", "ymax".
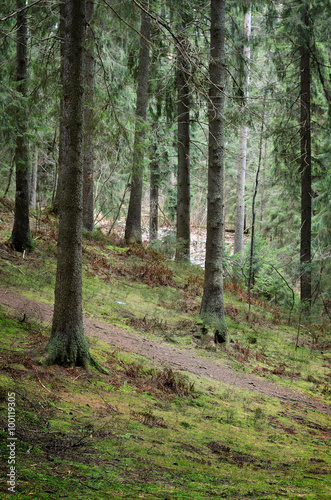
[
  {"xmin": 149, "ymin": 130, "xmax": 159, "ymax": 241},
  {"xmin": 233, "ymin": 10, "xmax": 251, "ymax": 265},
  {"xmin": 45, "ymin": 0, "xmax": 92, "ymax": 368},
  {"xmin": 11, "ymin": 0, "xmax": 33, "ymax": 252},
  {"xmin": 299, "ymin": 2, "xmax": 312, "ymax": 308},
  {"xmin": 3, "ymin": 152, "xmax": 15, "ymax": 198},
  {"xmin": 30, "ymin": 146, "xmax": 38, "ymax": 210},
  {"xmin": 83, "ymin": 0, "xmax": 95, "ymax": 232},
  {"xmin": 125, "ymin": 12, "xmax": 150, "ymax": 244},
  {"xmin": 200, "ymin": 0, "xmax": 227, "ymax": 337},
  {"xmin": 175, "ymin": 15, "xmax": 190, "ymax": 261}
]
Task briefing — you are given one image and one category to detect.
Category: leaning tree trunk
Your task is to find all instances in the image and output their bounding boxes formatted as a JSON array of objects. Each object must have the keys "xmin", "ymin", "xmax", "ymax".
[
  {"xmin": 233, "ymin": 10, "xmax": 251, "ymax": 266},
  {"xmin": 200, "ymin": 0, "xmax": 227, "ymax": 338},
  {"xmin": 83, "ymin": 0, "xmax": 95, "ymax": 232},
  {"xmin": 11, "ymin": 0, "xmax": 33, "ymax": 252},
  {"xmin": 125, "ymin": 11, "xmax": 150, "ymax": 244},
  {"xmin": 299, "ymin": 2, "xmax": 312, "ymax": 309},
  {"xmin": 45, "ymin": 0, "xmax": 93, "ymax": 368},
  {"xmin": 175, "ymin": 15, "xmax": 190, "ymax": 261}
]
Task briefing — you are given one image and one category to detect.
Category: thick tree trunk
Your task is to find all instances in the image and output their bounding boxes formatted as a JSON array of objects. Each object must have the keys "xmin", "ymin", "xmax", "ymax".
[
  {"xmin": 30, "ymin": 146, "xmax": 38, "ymax": 210},
  {"xmin": 233, "ymin": 10, "xmax": 251, "ymax": 265},
  {"xmin": 52, "ymin": 0, "xmax": 66, "ymax": 213},
  {"xmin": 11, "ymin": 0, "xmax": 33, "ymax": 252},
  {"xmin": 299, "ymin": 2, "xmax": 312, "ymax": 308},
  {"xmin": 83, "ymin": 0, "xmax": 95, "ymax": 232},
  {"xmin": 125, "ymin": 12, "xmax": 150, "ymax": 244},
  {"xmin": 149, "ymin": 136, "xmax": 159, "ymax": 241},
  {"xmin": 46, "ymin": 0, "xmax": 91, "ymax": 368},
  {"xmin": 175, "ymin": 16, "xmax": 190, "ymax": 261},
  {"xmin": 200, "ymin": 0, "xmax": 227, "ymax": 337}
]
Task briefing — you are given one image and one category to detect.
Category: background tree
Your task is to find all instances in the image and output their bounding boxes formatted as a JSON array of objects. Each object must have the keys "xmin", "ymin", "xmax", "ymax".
[
  {"xmin": 200, "ymin": 0, "xmax": 227, "ymax": 339},
  {"xmin": 10, "ymin": 0, "xmax": 33, "ymax": 252},
  {"xmin": 83, "ymin": 0, "xmax": 95, "ymax": 232},
  {"xmin": 175, "ymin": 4, "xmax": 191, "ymax": 261},
  {"xmin": 125, "ymin": 10, "xmax": 151, "ymax": 244}
]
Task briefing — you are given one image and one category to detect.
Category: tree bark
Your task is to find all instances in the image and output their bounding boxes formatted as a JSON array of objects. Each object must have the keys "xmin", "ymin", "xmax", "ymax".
[
  {"xmin": 200, "ymin": 0, "xmax": 227, "ymax": 337},
  {"xmin": 233, "ymin": 10, "xmax": 251, "ymax": 265},
  {"xmin": 83, "ymin": 0, "xmax": 95, "ymax": 232},
  {"xmin": 11, "ymin": 0, "xmax": 33, "ymax": 253},
  {"xmin": 125, "ymin": 11, "xmax": 151, "ymax": 244},
  {"xmin": 299, "ymin": 2, "xmax": 312, "ymax": 308},
  {"xmin": 52, "ymin": 0, "xmax": 66, "ymax": 213},
  {"xmin": 149, "ymin": 129, "xmax": 159, "ymax": 241},
  {"xmin": 46, "ymin": 0, "xmax": 92, "ymax": 368},
  {"xmin": 175, "ymin": 14, "xmax": 190, "ymax": 261},
  {"xmin": 30, "ymin": 146, "xmax": 38, "ymax": 210}
]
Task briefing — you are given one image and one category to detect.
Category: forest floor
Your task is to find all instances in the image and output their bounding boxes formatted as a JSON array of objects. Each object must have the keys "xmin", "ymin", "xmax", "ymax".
[
  {"xmin": 0, "ymin": 288, "xmax": 330, "ymax": 416},
  {"xmin": 0, "ymin": 199, "xmax": 330, "ymax": 499}
]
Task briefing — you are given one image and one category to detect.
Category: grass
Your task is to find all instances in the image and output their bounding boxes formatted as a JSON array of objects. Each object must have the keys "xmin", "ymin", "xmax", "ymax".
[{"xmin": 0, "ymin": 201, "xmax": 330, "ymax": 498}]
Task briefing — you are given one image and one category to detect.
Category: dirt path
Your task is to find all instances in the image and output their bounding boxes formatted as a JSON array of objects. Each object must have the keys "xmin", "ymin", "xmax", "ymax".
[{"xmin": 1, "ymin": 287, "xmax": 330, "ymax": 415}]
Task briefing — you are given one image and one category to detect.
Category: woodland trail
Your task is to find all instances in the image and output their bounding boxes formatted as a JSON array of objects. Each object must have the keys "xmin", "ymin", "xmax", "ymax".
[{"xmin": 0, "ymin": 287, "xmax": 330, "ymax": 416}]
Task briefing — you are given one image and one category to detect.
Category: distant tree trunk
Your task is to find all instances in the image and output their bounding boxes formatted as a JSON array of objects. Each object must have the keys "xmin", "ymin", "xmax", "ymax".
[
  {"xmin": 83, "ymin": 0, "xmax": 95, "ymax": 232},
  {"xmin": 11, "ymin": 0, "xmax": 33, "ymax": 252},
  {"xmin": 175, "ymin": 14, "xmax": 190, "ymax": 261},
  {"xmin": 125, "ymin": 12, "xmax": 150, "ymax": 244},
  {"xmin": 52, "ymin": 0, "xmax": 66, "ymax": 213},
  {"xmin": 299, "ymin": 2, "xmax": 312, "ymax": 309},
  {"xmin": 233, "ymin": 10, "xmax": 251, "ymax": 266},
  {"xmin": 3, "ymin": 152, "xmax": 15, "ymax": 198},
  {"xmin": 149, "ymin": 133, "xmax": 159, "ymax": 241},
  {"xmin": 200, "ymin": 0, "xmax": 227, "ymax": 337},
  {"xmin": 45, "ymin": 0, "xmax": 93, "ymax": 368},
  {"xmin": 30, "ymin": 146, "xmax": 38, "ymax": 210}
]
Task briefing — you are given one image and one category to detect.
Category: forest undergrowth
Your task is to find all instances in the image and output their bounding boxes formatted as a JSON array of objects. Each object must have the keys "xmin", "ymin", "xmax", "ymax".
[{"xmin": 0, "ymin": 201, "xmax": 330, "ymax": 499}]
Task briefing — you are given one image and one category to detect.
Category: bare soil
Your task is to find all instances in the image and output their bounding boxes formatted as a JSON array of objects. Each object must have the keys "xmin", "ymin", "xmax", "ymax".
[{"xmin": 1, "ymin": 287, "xmax": 330, "ymax": 415}]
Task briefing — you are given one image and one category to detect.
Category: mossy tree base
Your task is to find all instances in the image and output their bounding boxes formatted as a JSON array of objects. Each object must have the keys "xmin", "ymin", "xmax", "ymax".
[{"xmin": 44, "ymin": 322, "xmax": 108, "ymax": 374}]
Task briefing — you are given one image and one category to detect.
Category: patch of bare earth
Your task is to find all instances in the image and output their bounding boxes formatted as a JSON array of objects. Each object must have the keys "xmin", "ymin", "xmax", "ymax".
[{"xmin": 0, "ymin": 288, "xmax": 330, "ymax": 415}]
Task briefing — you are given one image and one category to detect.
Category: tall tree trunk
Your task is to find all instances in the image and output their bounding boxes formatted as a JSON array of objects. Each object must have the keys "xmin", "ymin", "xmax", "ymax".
[
  {"xmin": 299, "ymin": 2, "xmax": 312, "ymax": 309},
  {"xmin": 175, "ymin": 14, "xmax": 190, "ymax": 261},
  {"xmin": 200, "ymin": 0, "xmax": 227, "ymax": 337},
  {"xmin": 149, "ymin": 130, "xmax": 159, "ymax": 241},
  {"xmin": 52, "ymin": 0, "xmax": 66, "ymax": 213},
  {"xmin": 45, "ymin": 0, "xmax": 92, "ymax": 368},
  {"xmin": 11, "ymin": 0, "xmax": 33, "ymax": 252},
  {"xmin": 125, "ymin": 11, "xmax": 151, "ymax": 244},
  {"xmin": 233, "ymin": 10, "xmax": 251, "ymax": 265},
  {"xmin": 30, "ymin": 146, "xmax": 38, "ymax": 210},
  {"xmin": 83, "ymin": 0, "xmax": 95, "ymax": 232}
]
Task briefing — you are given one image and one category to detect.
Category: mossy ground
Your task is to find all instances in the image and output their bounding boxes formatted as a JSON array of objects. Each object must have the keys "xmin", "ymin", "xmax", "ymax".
[{"xmin": 0, "ymin": 202, "xmax": 330, "ymax": 498}]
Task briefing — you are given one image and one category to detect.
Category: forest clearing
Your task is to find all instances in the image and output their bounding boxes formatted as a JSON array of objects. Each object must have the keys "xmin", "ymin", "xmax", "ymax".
[{"xmin": 1, "ymin": 0, "xmax": 330, "ymax": 498}]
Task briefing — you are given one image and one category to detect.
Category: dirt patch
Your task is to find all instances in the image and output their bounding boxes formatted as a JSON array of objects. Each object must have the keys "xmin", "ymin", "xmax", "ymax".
[{"xmin": 0, "ymin": 288, "xmax": 330, "ymax": 415}]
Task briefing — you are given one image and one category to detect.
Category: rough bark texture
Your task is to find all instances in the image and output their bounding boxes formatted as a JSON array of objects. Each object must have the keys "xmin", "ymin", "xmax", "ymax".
[
  {"xmin": 234, "ymin": 10, "xmax": 251, "ymax": 264},
  {"xmin": 200, "ymin": 0, "xmax": 227, "ymax": 335},
  {"xmin": 83, "ymin": 0, "xmax": 95, "ymax": 232},
  {"xmin": 46, "ymin": 0, "xmax": 91, "ymax": 368},
  {"xmin": 175, "ymin": 17, "xmax": 190, "ymax": 261},
  {"xmin": 11, "ymin": 0, "xmax": 33, "ymax": 252},
  {"xmin": 149, "ymin": 137, "xmax": 159, "ymax": 241},
  {"xmin": 52, "ymin": 0, "xmax": 66, "ymax": 213},
  {"xmin": 299, "ymin": 2, "xmax": 312, "ymax": 308},
  {"xmin": 125, "ymin": 12, "xmax": 150, "ymax": 244}
]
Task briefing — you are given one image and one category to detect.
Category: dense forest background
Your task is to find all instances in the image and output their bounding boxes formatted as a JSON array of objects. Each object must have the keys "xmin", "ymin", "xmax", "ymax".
[{"xmin": 0, "ymin": 0, "xmax": 330, "ymax": 324}]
